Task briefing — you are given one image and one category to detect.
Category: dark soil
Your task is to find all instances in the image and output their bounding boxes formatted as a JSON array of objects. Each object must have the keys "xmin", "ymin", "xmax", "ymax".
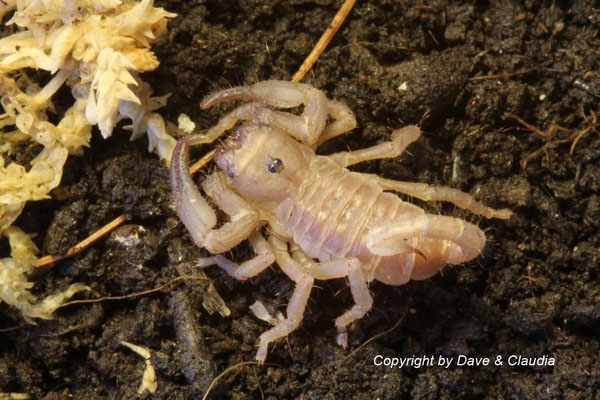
[{"xmin": 2, "ymin": 1, "xmax": 600, "ymax": 398}]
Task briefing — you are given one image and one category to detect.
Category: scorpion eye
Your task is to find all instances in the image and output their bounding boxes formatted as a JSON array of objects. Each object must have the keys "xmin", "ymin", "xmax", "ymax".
[{"xmin": 267, "ymin": 158, "xmax": 284, "ymax": 173}]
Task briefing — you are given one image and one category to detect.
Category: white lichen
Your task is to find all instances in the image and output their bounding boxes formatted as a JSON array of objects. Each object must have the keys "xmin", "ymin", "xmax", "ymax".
[
  {"xmin": 249, "ymin": 300, "xmax": 284, "ymax": 327},
  {"xmin": 120, "ymin": 341, "xmax": 158, "ymax": 395},
  {"xmin": 0, "ymin": 226, "xmax": 89, "ymax": 323},
  {"xmin": 177, "ymin": 113, "xmax": 196, "ymax": 134},
  {"xmin": 0, "ymin": 0, "xmax": 176, "ymax": 322}
]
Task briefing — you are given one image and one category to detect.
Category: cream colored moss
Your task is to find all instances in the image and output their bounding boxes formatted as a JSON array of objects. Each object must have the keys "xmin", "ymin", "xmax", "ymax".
[{"xmin": 0, "ymin": 0, "xmax": 176, "ymax": 321}]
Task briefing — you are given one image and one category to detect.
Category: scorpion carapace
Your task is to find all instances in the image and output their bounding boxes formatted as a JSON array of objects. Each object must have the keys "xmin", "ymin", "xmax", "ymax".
[{"xmin": 171, "ymin": 80, "xmax": 511, "ymax": 363}]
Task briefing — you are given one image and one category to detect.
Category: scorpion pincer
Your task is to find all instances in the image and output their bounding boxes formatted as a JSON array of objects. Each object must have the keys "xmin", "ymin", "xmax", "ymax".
[{"xmin": 170, "ymin": 80, "xmax": 511, "ymax": 364}]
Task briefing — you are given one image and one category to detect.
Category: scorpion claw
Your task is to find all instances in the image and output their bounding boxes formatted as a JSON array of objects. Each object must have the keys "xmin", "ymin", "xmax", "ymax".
[{"xmin": 170, "ymin": 138, "xmax": 217, "ymax": 247}]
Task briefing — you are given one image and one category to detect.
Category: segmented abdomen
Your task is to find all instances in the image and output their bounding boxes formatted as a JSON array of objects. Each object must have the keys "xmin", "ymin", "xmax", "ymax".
[
  {"xmin": 279, "ymin": 157, "xmax": 419, "ymax": 261},
  {"xmin": 277, "ymin": 156, "xmax": 459, "ymax": 285}
]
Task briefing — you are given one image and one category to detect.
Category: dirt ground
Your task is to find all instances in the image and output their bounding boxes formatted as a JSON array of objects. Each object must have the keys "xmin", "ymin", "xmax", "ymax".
[{"xmin": 2, "ymin": 0, "xmax": 599, "ymax": 398}]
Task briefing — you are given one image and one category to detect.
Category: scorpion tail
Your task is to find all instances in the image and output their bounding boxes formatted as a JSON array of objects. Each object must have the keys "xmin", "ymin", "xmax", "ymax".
[{"xmin": 367, "ymin": 214, "xmax": 486, "ymax": 264}]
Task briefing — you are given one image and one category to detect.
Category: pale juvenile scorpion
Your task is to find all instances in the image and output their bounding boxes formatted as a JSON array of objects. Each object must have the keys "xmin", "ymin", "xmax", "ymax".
[{"xmin": 170, "ymin": 80, "xmax": 511, "ymax": 364}]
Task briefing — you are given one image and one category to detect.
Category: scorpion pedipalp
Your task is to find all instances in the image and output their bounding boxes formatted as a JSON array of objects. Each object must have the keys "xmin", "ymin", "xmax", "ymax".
[{"xmin": 170, "ymin": 138, "xmax": 217, "ymax": 247}]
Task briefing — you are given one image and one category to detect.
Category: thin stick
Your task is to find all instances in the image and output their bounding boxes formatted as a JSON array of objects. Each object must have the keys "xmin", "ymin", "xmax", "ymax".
[
  {"xmin": 505, "ymin": 108, "xmax": 598, "ymax": 167},
  {"xmin": 190, "ymin": 148, "xmax": 216, "ymax": 174},
  {"xmin": 36, "ymin": 214, "xmax": 129, "ymax": 267},
  {"xmin": 251, "ymin": 366, "xmax": 265, "ymax": 400},
  {"xmin": 504, "ymin": 112, "xmax": 548, "ymax": 137},
  {"xmin": 0, "ymin": 323, "xmax": 25, "ymax": 333},
  {"xmin": 202, "ymin": 361, "xmax": 260, "ymax": 400},
  {"xmin": 468, "ymin": 68, "xmax": 535, "ymax": 81},
  {"xmin": 57, "ymin": 275, "xmax": 210, "ymax": 309},
  {"xmin": 291, "ymin": 0, "xmax": 357, "ymax": 83},
  {"xmin": 569, "ymin": 108, "xmax": 597, "ymax": 154}
]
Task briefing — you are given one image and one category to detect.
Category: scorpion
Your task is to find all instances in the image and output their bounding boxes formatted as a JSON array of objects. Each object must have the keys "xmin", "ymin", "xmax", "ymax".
[{"xmin": 170, "ymin": 80, "xmax": 511, "ymax": 364}]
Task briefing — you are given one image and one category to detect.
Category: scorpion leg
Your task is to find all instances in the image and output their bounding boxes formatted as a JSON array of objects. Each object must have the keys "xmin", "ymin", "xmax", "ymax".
[
  {"xmin": 199, "ymin": 171, "xmax": 261, "ymax": 254},
  {"xmin": 289, "ymin": 245, "xmax": 372, "ymax": 349},
  {"xmin": 171, "ymin": 138, "xmax": 260, "ymax": 254},
  {"xmin": 289, "ymin": 244, "xmax": 361, "ymax": 281},
  {"xmin": 261, "ymin": 237, "xmax": 366, "ymax": 361},
  {"xmin": 334, "ymin": 266, "xmax": 373, "ymax": 349},
  {"xmin": 188, "ymin": 103, "xmax": 257, "ymax": 145},
  {"xmin": 328, "ymin": 125, "xmax": 421, "ymax": 167},
  {"xmin": 199, "ymin": 80, "xmax": 355, "ymax": 147},
  {"xmin": 324, "ymin": 125, "xmax": 511, "ymax": 219},
  {"xmin": 371, "ymin": 176, "xmax": 512, "ymax": 219},
  {"xmin": 316, "ymin": 100, "xmax": 357, "ymax": 146},
  {"xmin": 366, "ymin": 213, "xmax": 486, "ymax": 264},
  {"xmin": 197, "ymin": 230, "xmax": 274, "ymax": 280},
  {"xmin": 257, "ymin": 236, "xmax": 315, "ymax": 364}
]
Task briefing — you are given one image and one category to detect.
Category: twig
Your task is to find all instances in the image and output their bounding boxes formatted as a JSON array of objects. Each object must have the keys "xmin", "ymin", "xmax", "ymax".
[
  {"xmin": 569, "ymin": 107, "xmax": 597, "ymax": 154},
  {"xmin": 505, "ymin": 107, "xmax": 598, "ymax": 168},
  {"xmin": 57, "ymin": 276, "xmax": 210, "ymax": 309},
  {"xmin": 0, "ymin": 323, "xmax": 25, "ymax": 333},
  {"xmin": 36, "ymin": 214, "xmax": 129, "ymax": 267},
  {"xmin": 202, "ymin": 361, "xmax": 260, "ymax": 400},
  {"xmin": 469, "ymin": 68, "xmax": 535, "ymax": 81},
  {"xmin": 291, "ymin": 0, "xmax": 357, "ymax": 83},
  {"xmin": 251, "ymin": 366, "xmax": 265, "ymax": 400},
  {"xmin": 504, "ymin": 112, "xmax": 549, "ymax": 137},
  {"xmin": 190, "ymin": 148, "xmax": 216, "ymax": 174}
]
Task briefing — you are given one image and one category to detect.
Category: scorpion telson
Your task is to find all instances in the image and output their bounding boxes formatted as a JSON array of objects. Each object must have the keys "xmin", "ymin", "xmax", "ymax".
[{"xmin": 171, "ymin": 80, "xmax": 511, "ymax": 364}]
